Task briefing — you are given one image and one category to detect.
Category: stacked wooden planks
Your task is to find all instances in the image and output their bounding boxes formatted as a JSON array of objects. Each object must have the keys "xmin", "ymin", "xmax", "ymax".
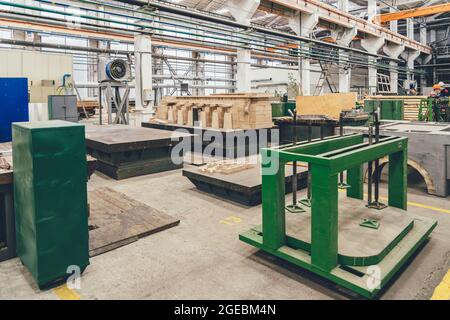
[
  {"xmin": 153, "ymin": 93, "xmax": 273, "ymax": 130},
  {"xmin": 365, "ymin": 95, "xmax": 427, "ymax": 121}
]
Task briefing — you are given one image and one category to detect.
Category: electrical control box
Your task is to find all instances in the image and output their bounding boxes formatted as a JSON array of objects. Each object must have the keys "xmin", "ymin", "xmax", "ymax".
[{"xmin": 48, "ymin": 95, "xmax": 78, "ymax": 122}]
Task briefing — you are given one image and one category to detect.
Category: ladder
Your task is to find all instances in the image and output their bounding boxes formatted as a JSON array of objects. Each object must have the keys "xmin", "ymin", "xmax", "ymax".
[
  {"xmin": 314, "ymin": 58, "xmax": 338, "ymax": 95},
  {"xmin": 312, "ymin": 31, "xmax": 338, "ymax": 95}
]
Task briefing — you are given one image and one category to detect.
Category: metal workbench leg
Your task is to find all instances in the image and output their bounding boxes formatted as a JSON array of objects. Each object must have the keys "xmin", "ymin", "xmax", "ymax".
[
  {"xmin": 388, "ymin": 147, "xmax": 408, "ymax": 210},
  {"xmin": 347, "ymin": 165, "xmax": 364, "ymax": 200},
  {"xmin": 262, "ymin": 150, "xmax": 286, "ymax": 250},
  {"xmin": 311, "ymin": 164, "xmax": 338, "ymax": 272}
]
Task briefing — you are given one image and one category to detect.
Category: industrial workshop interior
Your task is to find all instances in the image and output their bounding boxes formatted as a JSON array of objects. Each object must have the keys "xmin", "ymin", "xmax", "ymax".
[{"xmin": 0, "ymin": 0, "xmax": 449, "ymax": 306}]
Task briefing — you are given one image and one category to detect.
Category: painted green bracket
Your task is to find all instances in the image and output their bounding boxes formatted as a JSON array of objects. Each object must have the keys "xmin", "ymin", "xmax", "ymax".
[
  {"xmin": 298, "ymin": 198, "xmax": 311, "ymax": 207},
  {"xmin": 360, "ymin": 218, "xmax": 380, "ymax": 229},
  {"xmin": 286, "ymin": 204, "xmax": 306, "ymax": 213}
]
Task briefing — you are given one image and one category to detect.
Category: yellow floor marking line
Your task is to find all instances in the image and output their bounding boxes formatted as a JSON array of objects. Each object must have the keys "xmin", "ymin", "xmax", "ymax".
[
  {"xmin": 53, "ymin": 283, "xmax": 80, "ymax": 300},
  {"xmin": 431, "ymin": 269, "xmax": 450, "ymax": 300},
  {"xmin": 220, "ymin": 215, "xmax": 242, "ymax": 225},
  {"xmin": 337, "ymin": 189, "xmax": 450, "ymax": 214}
]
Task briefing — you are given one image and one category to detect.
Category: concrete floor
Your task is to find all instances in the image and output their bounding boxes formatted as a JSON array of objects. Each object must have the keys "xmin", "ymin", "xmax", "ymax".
[
  {"xmin": 0, "ymin": 162, "xmax": 449, "ymax": 300},
  {"xmin": 1, "ymin": 113, "xmax": 449, "ymax": 300}
]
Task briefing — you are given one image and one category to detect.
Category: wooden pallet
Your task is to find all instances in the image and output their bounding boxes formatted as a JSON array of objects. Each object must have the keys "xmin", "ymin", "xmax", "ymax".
[{"xmin": 88, "ymin": 187, "xmax": 180, "ymax": 257}]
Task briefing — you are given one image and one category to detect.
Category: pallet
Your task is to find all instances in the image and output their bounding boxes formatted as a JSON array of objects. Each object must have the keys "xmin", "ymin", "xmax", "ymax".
[{"xmin": 88, "ymin": 187, "xmax": 180, "ymax": 256}]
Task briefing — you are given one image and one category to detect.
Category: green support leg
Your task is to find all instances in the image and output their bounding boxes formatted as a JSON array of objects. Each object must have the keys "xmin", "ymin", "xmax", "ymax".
[
  {"xmin": 311, "ymin": 164, "xmax": 338, "ymax": 272},
  {"xmin": 388, "ymin": 148, "xmax": 407, "ymax": 210},
  {"xmin": 346, "ymin": 165, "xmax": 363, "ymax": 200},
  {"xmin": 261, "ymin": 150, "xmax": 286, "ymax": 250}
]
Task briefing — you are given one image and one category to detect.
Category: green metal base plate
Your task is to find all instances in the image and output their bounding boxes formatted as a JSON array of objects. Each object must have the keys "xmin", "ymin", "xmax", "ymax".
[
  {"xmin": 298, "ymin": 198, "xmax": 312, "ymax": 207},
  {"xmin": 366, "ymin": 201, "xmax": 388, "ymax": 210},
  {"xmin": 360, "ymin": 218, "xmax": 380, "ymax": 229},
  {"xmin": 338, "ymin": 182, "xmax": 351, "ymax": 189},
  {"xmin": 239, "ymin": 216, "xmax": 436, "ymax": 299},
  {"xmin": 285, "ymin": 204, "xmax": 306, "ymax": 213}
]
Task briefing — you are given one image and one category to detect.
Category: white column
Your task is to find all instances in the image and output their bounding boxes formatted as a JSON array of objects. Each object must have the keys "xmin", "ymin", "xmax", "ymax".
[
  {"xmin": 331, "ymin": 0, "xmax": 356, "ymax": 93},
  {"xmin": 367, "ymin": 0, "xmax": 377, "ymax": 22},
  {"xmin": 134, "ymin": 34, "xmax": 153, "ymax": 116},
  {"xmin": 361, "ymin": 36, "xmax": 385, "ymax": 95},
  {"xmin": 192, "ymin": 51, "xmax": 205, "ymax": 96},
  {"xmin": 288, "ymin": 12, "xmax": 319, "ymax": 96},
  {"xmin": 338, "ymin": 0, "xmax": 349, "ymax": 11},
  {"xmin": 383, "ymin": 43, "xmax": 405, "ymax": 94},
  {"xmin": 401, "ymin": 49, "xmax": 421, "ymax": 87},
  {"xmin": 420, "ymin": 22, "xmax": 427, "ymax": 45},
  {"xmin": 389, "ymin": 6, "xmax": 398, "ymax": 33},
  {"xmin": 406, "ymin": 19, "xmax": 414, "ymax": 40},
  {"xmin": 236, "ymin": 49, "xmax": 252, "ymax": 92}
]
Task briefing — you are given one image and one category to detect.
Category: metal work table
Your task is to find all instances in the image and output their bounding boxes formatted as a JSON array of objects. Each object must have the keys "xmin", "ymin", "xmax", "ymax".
[{"xmin": 85, "ymin": 124, "xmax": 192, "ymax": 179}]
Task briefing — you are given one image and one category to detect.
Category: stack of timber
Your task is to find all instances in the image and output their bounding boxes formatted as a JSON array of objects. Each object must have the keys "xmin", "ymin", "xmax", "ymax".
[
  {"xmin": 296, "ymin": 93, "xmax": 357, "ymax": 120},
  {"xmin": 365, "ymin": 95, "xmax": 427, "ymax": 121},
  {"xmin": 153, "ymin": 93, "xmax": 273, "ymax": 130},
  {"xmin": 77, "ymin": 100, "xmax": 98, "ymax": 117}
]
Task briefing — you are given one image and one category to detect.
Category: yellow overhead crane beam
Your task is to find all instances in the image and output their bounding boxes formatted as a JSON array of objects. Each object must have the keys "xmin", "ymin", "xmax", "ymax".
[{"xmin": 374, "ymin": 3, "xmax": 450, "ymax": 24}]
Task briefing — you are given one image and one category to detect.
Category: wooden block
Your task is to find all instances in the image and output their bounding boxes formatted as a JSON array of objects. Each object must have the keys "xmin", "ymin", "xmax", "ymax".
[
  {"xmin": 167, "ymin": 107, "xmax": 175, "ymax": 123},
  {"xmin": 200, "ymin": 110, "xmax": 211, "ymax": 127},
  {"xmin": 187, "ymin": 109, "xmax": 194, "ymax": 126},
  {"xmin": 223, "ymin": 111, "xmax": 233, "ymax": 130}
]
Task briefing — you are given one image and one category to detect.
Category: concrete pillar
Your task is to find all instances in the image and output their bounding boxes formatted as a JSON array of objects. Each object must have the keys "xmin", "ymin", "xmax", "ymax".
[
  {"xmin": 192, "ymin": 51, "xmax": 205, "ymax": 96},
  {"xmin": 338, "ymin": 0, "xmax": 349, "ymax": 11},
  {"xmin": 401, "ymin": 49, "xmax": 420, "ymax": 87},
  {"xmin": 226, "ymin": 0, "xmax": 260, "ymax": 25},
  {"xmin": 331, "ymin": 23, "xmax": 356, "ymax": 93},
  {"xmin": 383, "ymin": 43, "xmax": 405, "ymax": 94},
  {"xmin": 361, "ymin": 36, "xmax": 385, "ymax": 95},
  {"xmin": 236, "ymin": 49, "xmax": 252, "ymax": 92},
  {"xmin": 406, "ymin": 19, "xmax": 414, "ymax": 40},
  {"xmin": 420, "ymin": 22, "xmax": 427, "ymax": 45},
  {"xmin": 389, "ymin": 7, "xmax": 398, "ymax": 33},
  {"xmin": 288, "ymin": 12, "xmax": 319, "ymax": 95},
  {"xmin": 367, "ymin": 0, "xmax": 377, "ymax": 22},
  {"xmin": 152, "ymin": 46, "xmax": 164, "ymax": 105},
  {"xmin": 134, "ymin": 34, "xmax": 153, "ymax": 117}
]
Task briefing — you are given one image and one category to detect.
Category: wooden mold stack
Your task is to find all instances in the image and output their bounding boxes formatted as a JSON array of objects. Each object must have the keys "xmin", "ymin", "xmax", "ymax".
[{"xmin": 153, "ymin": 93, "xmax": 273, "ymax": 130}]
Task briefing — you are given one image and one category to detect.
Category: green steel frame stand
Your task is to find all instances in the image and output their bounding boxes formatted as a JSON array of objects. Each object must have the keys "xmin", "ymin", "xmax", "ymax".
[{"xmin": 240, "ymin": 133, "xmax": 437, "ymax": 299}]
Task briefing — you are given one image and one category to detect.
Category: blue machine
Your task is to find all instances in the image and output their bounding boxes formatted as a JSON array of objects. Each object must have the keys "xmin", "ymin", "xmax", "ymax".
[{"xmin": 0, "ymin": 78, "xmax": 29, "ymax": 142}]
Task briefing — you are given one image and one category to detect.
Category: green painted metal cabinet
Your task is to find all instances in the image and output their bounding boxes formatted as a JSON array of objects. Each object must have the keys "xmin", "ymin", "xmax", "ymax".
[
  {"xmin": 12, "ymin": 120, "xmax": 89, "ymax": 289},
  {"xmin": 364, "ymin": 99, "xmax": 404, "ymax": 121}
]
